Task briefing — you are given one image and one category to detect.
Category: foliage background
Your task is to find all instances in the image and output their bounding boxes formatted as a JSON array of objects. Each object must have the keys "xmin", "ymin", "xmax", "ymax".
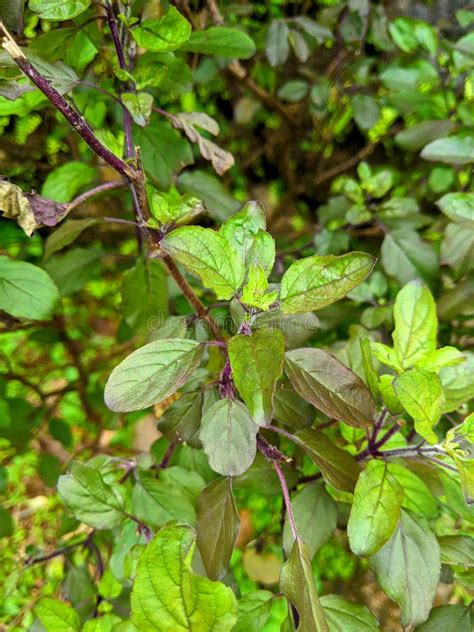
[{"xmin": 0, "ymin": 0, "xmax": 473, "ymax": 630}]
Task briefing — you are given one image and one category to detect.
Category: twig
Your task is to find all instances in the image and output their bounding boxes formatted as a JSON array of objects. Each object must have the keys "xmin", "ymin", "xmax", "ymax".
[
  {"xmin": 273, "ymin": 461, "xmax": 298, "ymax": 541},
  {"xmin": 66, "ymin": 180, "xmax": 128, "ymax": 213}
]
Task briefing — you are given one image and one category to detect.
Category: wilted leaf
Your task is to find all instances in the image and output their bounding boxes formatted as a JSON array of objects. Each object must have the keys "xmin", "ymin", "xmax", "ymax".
[{"xmin": 0, "ymin": 181, "xmax": 36, "ymax": 236}]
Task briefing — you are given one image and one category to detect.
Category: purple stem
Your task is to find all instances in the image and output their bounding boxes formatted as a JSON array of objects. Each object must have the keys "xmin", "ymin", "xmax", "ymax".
[
  {"xmin": 3, "ymin": 47, "xmax": 134, "ymax": 180},
  {"xmin": 273, "ymin": 460, "xmax": 298, "ymax": 541},
  {"xmin": 67, "ymin": 180, "xmax": 128, "ymax": 211}
]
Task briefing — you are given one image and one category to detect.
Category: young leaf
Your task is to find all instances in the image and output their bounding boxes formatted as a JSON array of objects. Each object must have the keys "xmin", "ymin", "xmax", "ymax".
[
  {"xmin": 394, "ymin": 369, "xmax": 444, "ymax": 444},
  {"xmin": 370, "ymin": 341, "xmax": 402, "ymax": 372},
  {"xmin": 279, "ymin": 252, "xmax": 375, "ymax": 314},
  {"xmin": 370, "ymin": 510, "xmax": 441, "ymax": 628},
  {"xmin": 233, "ymin": 590, "xmax": 273, "ymax": 632},
  {"xmin": 34, "ymin": 597, "xmax": 80, "ymax": 632},
  {"xmin": 393, "ymin": 280, "xmax": 437, "ymax": 368},
  {"xmin": 359, "ymin": 338, "xmax": 381, "ymax": 401},
  {"xmin": 247, "ymin": 229, "xmax": 275, "ymax": 277},
  {"xmin": 104, "ymin": 339, "xmax": 204, "ymax": 412},
  {"xmin": 180, "ymin": 28, "xmax": 256, "ymax": 59},
  {"xmin": 241, "ymin": 264, "xmax": 278, "ymax": 311},
  {"xmin": 161, "ymin": 226, "xmax": 245, "ymax": 300},
  {"xmin": 131, "ymin": 8, "xmax": 191, "ymax": 52},
  {"xmin": 285, "ymin": 348, "xmax": 376, "ymax": 428},
  {"xmin": 122, "ymin": 92, "xmax": 154, "ymax": 127},
  {"xmin": 347, "ymin": 460, "xmax": 404, "ymax": 557},
  {"xmin": 415, "ymin": 346, "xmax": 466, "ymax": 371},
  {"xmin": 219, "ymin": 201, "xmax": 267, "ymax": 262},
  {"xmin": 131, "ymin": 524, "xmax": 237, "ymax": 631},
  {"xmin": 196, "ymin": 477, "xmax": 240, "ymax": 580},
  {"xmin": 228, "ymin": 329, "xmax": 285, "ymax": 425},
  {"xmin": 0, "ymin": 255, "xmax": 59, "ymax": 320},
  {"xmin": 283, "ymin": 482, "xmax": 337, "ymax": 558},
  {"xmin": 29, "ymin": 0, "xmax": 90, "ymax": 20},
  {"xmin": 58, "ymin": 462, "xmax": 125, "ymax": 530},
  {"xmin": 295, "ymin": 429, "xmax": 360, "ymax": 492},
  {"xmin": 199, "ymin": 399, "xmax": 257, "ymax": 476},
  {"xmin": 280, "ymin": 538, "xmax": 329, "ymax": 632},
  {"xmin": 319, "ymin": 595, "xmax": 379, "ymax": 632}
]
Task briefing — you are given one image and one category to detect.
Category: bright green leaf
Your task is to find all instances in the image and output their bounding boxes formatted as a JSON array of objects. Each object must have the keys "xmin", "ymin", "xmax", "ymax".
[
  {"xmin": 181, "ymin": 28, "xmax": 256, "ymax": 59},
  {"xmin": 34, "ymin": 597, "xmax": 80, "ymax": 632},
  {"xmin": 437, "ymin": 192, "xmax": 474, "ymax": 227},
  {"xmin": 29, "ymin": 0, "xmax": 90, "ymax": 20},
  {"xmin": 132, "ymin": 8, "xmax": 191, "ymax": 52}
]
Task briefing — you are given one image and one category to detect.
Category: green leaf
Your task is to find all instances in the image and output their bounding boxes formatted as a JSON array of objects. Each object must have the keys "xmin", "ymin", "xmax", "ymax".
[
  {"xmin": 136, "ymin": 120, "xmax": 193, "ymax": 190},
  {"xmin": 219, "ymin": 201, "xmax": 266, "ymax": 260},
  {"xmin": 266, "ymin": 21, "xmax": 289, "ymax": 66},
  {"xmin": 82, "ymin": 614, "xmax": 122, "ymax": 632},
  {"xmin": 199, "ymin": 399, "xmax": 257, "ymax": 476},
  {"xmin": 104, "ymin": 339, "xmax": 204, "ymax": 412},
  {"xmin": 228, "ymin": 329, "xmax": 285, "ymax": 425},
  {"xmin": 44, "ymin": 218, "xmax": 99, "ymax": 260},
  {"xmin": 295, "ymin": 429, "xmax": 360, "ymax": 492},
  {"xmin": 441, "ymin": 224, "xmax": 474, "ymax": 278},
  {"xmin": 277, "ymin": 80, "xmax": 309, "ymax": 103},
  {"xmin": 131, "ymin": 524, "xmax": 237, "ymax": 631},
  {"xmin": 360, "ymin": 338, "xmax": 381, "ymax": 401},
  {"xmin": 285, "ymin": 348, "xmax": 376, "ymax": 428},
  {"xmin": 421, "ymin": 134, "xmax": 474, "ymax": 165},
  {"xmin": 0, "ymin": 255, "xmax": 59, "ymax": 320},
  {"xmin": 387, "ymin": 463, "xmax": 437, "ymax": 518},
  {"xmin": 241, "ymin": 264, "xmax": 278, "ymax": 311},
  {"xmin": 157, "ymin": 391, "xmax": 203, "ymax": 447},
  {"xmin": 394, "ymin": 370, "xmax": 444, "ymax": 444},
  {"xmin": 319, "ymin": 595, "xmax": 379, "ymax": 632},
  {"xmin": 283, "ymin": 482, "xmax": 337, "ymax": 558},
  {"xmin": 233, "ymin": 590, "xmax": 273, "ymax": 632},
  {"xmin": 34, "ymin": 597, "xmax": 80, "ymax": 632},
  {"xmin": 121, "ymin": 259, "xmax": 168, "ymax": 333},
  {"xmin": 122, "ymin": 92, "xmax": 154, "ymax": 127},
  {"xmin": 247, "ymin": 230, "xmax": 275, "ymax": 277},
  {"xmin": 29, "ymin": 0, "xmax": 90, "ymax": 20},
  {"xmin": 44, "ymin": 247, "xmax": 102, "ymax": 296},
  {"xmin": 0, "ymin": 505, "xmax": 13, "ymax": 538},
  {"xmin": 132, "ymin": 474, "xmax": 196, "ymax": 527},
  {"xmin": 440, "ymin": 352, "xmax": 474, "ymax": 411},
  {"xmin": 280, "ymin": 252, "xmax": 375, "ymax": 315},
  {"xmin": 438, "ymin": 535, "xmax": 474, "ymax": 568},
  {"xmin": 273, "ymin": 377, "xmax": 314, "ymax": 430},
  {"xmin": 181, "ymin": 28, "xmax": 256, "ymax": 59},
  {"xmin": 381, "ymin": 229, "xmax": 438, "ymax": 286},
  {"xmin": 177, "ymin": 170, "xmax": 241, "ymax": 221},
  {"xmin": 131, "ymin": 8, "xmax": 191, "ymax": 52},
  {"xmin": 347, "ymin": 460, "xmax": 404, "ymax": 557},
  {"xmin": 415, "ymin": 346, "xmax": 466, "ymax": 371},
  {"xmin": 415, "ymin": 605, "xmax": 472, "ymax": 632},
  {"xmin": 161, "ymin": 226, "xmax": 245, "ymax": 300},
  {"xmin": 196, "ymin": 477, "xmax": 240, "ymax": 580},
  {"xmin": 352, "ymin": 94, "xmax": 380, "ymax": 132},
  {"xmin": 58, "ymin": 462, "xmax": 125, "ymax": 530},
  {"xmin": 370, "ymin": 510, "xmax": 440, "ymax": 628},
  {"xmin": 393, "ymin": 280, "xmax": 437, "ymax": 369},
  {"xmin": 41, "ymin": 162, "xmax": 96, "ymax": 203},
  {"xmin": 370, "ymin": 342, "xmax": 402, "ymax": 372},
  {"xmin": 395, "ymin": 120, "xmax": 454, "ymax": 151},
  {"xmin": 280, "ymin": 538, "xmax": 329, "ymax": 632},
  {"xmin": 443, "ymin": 414, "xmax": 474, "ymax": 504},
  {"xmin": 437, "ymin": 192, "xmax": 474, "ymax": 227}
]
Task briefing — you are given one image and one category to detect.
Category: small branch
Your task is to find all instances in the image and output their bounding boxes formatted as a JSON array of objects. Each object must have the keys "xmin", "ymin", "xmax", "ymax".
[
  {"xmin": 0, "ymin": 22, "xmax": 135, "ymax": 181},
  {"xmin": 66, "ymin": 180, "xmax": 128, "ymax": 213},
  {"xmin": 158, "ymin": 441, "xmax": 176, "ymax": 469},
  {"xmin": 162, "ymin": 254, "xmax": 223, "ymax": 341},
  {"xmin": 273, "ymin": 461, "xmax": 298, "ymax": 541},
  {"xmin": 25, "ymin": 533, "xmax": 92, "ymax": 566}
]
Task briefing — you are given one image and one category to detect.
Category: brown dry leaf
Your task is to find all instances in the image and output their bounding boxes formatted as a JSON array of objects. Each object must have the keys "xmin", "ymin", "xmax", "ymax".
[{"xmin": 0, "ymin": 181, "xmax": 36, "ymax": 236}]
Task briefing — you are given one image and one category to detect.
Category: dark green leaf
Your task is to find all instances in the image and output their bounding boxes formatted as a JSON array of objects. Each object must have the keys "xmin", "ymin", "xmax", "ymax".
[
  {"xmin": 395, "ymin": 120, "xmax": 454, "ymax": 151},
  {"xmin": 320, "ymin": 595, "xmax": 379, "ymax": 632},
  {"xmin": 177, "ymin": 170, "xmax": 241, "ymax": 221},
  {"xmin": 285, "ymin": 348, "xmax": 376, "ymax": 428},
  {"xmin": 415, "ymin": 604, "xmax": 472, "ymax": 631},
  {"xmin": 181, "ymin": 28, "xmax": 256, "ymax": 59},
  {"xmin": 296, "ymin": 428, "xmax": 360, "ymax": 492},
  {"xmin": 196, "ymin": 477, "xmax": 240, "ymax": 580},
  {"xmin": 121, "ymin": 259, "xmax": 168, "ymax": 333},
  {"xmin": 44, "ymin": 218, "xmax": 99, "ymax": 260},
  {"xmin": 132, "ymin": 474, "xmax": 196, "ymax": 527},
  {"xmin": 280, "ymin": 538, "xmax": 329, "ymax": 632}
]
